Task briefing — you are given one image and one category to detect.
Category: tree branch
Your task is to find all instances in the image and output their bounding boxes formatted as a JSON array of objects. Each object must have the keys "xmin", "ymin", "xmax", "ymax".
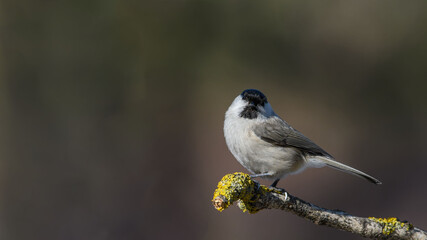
[{"xmin": 212, "ymin": 172, "xmax": 427, "ymax": 240}]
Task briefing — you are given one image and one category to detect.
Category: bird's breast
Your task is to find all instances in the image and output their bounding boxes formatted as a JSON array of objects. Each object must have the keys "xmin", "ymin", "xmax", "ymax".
[{"xmin": 224, "ymin": 117, "xmax": 306, "ymax": 179}]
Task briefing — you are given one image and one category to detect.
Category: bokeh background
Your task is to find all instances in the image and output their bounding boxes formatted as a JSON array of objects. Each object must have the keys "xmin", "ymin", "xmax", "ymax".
[{"xmin": 1, "ymin": 1, "xmax": 427, "ymax": 239}]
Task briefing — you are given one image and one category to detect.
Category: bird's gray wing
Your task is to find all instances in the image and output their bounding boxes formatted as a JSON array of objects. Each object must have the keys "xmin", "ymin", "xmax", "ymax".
[{"xmin": 253, "ymin": 117, "xmax": 333, "ymax": 158}]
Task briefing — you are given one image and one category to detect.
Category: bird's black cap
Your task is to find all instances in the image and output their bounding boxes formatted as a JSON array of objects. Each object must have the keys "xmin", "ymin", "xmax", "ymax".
[{"xmin": 240, "ymin": 89, "xmax": 268, "ymax": 106}]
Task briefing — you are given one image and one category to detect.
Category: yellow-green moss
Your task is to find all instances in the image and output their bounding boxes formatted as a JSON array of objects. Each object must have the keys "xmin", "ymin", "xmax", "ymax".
[
  {"xmin": 212, "ymin": 172, "xmax": 255, "ymax": 212},
  {"xmin": 237, "ymin": 185, "xmax": 283, "ymax": 213},
  {"xmin": 212, "ymin": 172, "xmax": 283, "ymax": 214},
  {"xmin": 369, "ymin": 217, "xmax": 413, "ymax": 235}
]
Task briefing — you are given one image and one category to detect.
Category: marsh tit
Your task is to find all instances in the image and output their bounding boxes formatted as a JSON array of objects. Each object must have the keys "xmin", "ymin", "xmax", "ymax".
[{"xmin": 224, "ymin": 89, "xmax": 381, "ymax": 187}]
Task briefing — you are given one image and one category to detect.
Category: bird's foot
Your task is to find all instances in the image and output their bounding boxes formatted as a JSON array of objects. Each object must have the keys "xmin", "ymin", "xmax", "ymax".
[
  {"xmin": 268, "ymin": 185, "xmax": 286, "ymax": 193},
  {"xmin": 268, "ymin": 186, "xmax": 288, "ymax": 200}
]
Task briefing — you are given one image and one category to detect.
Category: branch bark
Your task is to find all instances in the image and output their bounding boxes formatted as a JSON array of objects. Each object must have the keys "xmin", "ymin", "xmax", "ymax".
[{"xmin": 212, "ymin": 172, "xmax": 427, "ymax": 240}]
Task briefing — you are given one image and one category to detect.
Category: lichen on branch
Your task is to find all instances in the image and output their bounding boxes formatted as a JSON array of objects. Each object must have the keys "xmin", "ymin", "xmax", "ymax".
[
  {"xmin": 212, "ymin": 172, "xmax": 283, "ymax": 213},
  {"xmin": 369, "ymin": 217, "xmax": 414, "ymax": 236},
  {"xmin": 212, "ymin": 172, "xmax": 427, "ymax": 240}
]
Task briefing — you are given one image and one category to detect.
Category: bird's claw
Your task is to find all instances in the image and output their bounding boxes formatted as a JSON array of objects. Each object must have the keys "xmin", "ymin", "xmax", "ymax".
[
  {"xmin": 267, "ymin": 186, "xmax": 288, "ymax": 200},
  {"xmin": 268, "ymin": 186, "xmax": 284, "ymax": 192}
]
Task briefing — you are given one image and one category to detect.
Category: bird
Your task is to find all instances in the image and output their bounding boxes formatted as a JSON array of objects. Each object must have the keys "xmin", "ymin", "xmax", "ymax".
[{"xmin": 224, "ymin": 89, "xmax": 382, "ymax": 188}]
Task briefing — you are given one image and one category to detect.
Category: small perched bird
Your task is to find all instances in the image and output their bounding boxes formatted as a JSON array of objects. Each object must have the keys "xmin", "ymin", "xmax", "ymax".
[{"xmin": 224, "ymin": 89, "xmax": 381, "ymax": 187}]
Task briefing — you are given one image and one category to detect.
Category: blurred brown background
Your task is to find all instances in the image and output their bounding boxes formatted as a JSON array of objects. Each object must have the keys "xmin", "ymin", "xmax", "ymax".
[{"xmin": 1, "ymin": 0, "xmax": 427, "ymax": 239}]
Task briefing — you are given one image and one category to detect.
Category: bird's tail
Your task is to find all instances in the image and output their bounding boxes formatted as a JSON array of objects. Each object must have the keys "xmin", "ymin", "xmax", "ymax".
[{"xmin": 308, "ymin": 156, "xmax": 382, "ymax": 185}]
